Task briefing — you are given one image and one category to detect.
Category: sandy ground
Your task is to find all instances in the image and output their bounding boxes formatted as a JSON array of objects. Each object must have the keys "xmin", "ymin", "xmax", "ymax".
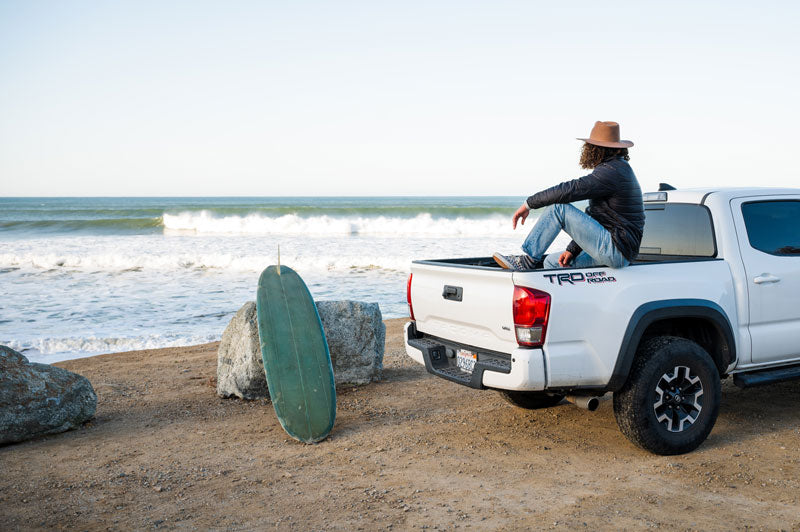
[{"xmin": 1, "ymin": 318, "xmax": 799, "ymax": 531}]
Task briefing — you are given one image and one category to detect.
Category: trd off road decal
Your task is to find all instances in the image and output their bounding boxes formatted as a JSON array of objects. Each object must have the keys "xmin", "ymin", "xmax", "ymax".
[{"xmin": 543, "ymin": 271, "xmax": 617, "ymax": 286}]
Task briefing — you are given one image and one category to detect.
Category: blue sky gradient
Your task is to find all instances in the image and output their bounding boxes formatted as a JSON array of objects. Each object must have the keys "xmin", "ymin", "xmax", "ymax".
[{"xmin": 1, "ymin": 1, "xmax": 798, "ymax": 196}]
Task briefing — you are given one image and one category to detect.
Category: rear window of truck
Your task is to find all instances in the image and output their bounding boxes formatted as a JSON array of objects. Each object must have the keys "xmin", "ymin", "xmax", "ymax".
[{"xmin": 639, "ymin": 203, "xmax": 716, "ymax": 257}]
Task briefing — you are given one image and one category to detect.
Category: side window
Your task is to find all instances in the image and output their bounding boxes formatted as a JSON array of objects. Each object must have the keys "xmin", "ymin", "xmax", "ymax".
[{"xmin": 741, "ymin": 201, "xmax": 800, "ymax": 256}]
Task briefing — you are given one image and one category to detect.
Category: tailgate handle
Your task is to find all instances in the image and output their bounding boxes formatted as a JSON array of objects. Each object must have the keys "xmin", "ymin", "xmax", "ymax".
[{"xmin": 442, "ymin": 285, "xmax": 463, "ymax": 302}]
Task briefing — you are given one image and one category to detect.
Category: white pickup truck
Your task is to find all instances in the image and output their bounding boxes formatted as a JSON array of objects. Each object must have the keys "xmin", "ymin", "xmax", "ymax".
[{"xmin": 405, "ymin": 187, "xmax": 800, "ymax": 455}]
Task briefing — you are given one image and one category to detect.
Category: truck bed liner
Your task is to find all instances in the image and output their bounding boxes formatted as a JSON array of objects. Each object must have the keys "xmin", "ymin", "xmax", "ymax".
[{"xmin": 413, "ymin": 255, "xmax": 720, "ymax": 270}]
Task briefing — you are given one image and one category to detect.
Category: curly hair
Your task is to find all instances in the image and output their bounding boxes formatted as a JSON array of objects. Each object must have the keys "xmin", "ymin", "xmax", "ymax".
[{"xmin": 579, "ymin": 143, "xmax": 630, "ymax": 169}]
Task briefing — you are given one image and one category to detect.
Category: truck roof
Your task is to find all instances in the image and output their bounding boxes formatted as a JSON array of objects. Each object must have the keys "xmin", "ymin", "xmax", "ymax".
[{"xmin": 648, "ymin": 187, "xmax": 800, "ymax": 204}]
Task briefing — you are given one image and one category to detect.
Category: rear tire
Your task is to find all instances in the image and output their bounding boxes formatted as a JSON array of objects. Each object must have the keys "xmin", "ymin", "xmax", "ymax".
[
  {"xmin": 613, "ymin": 336, "xmax": 721, "ymax": 455},
  {"xmin": 499, "ymin": 391, "xmax": 565, "ymax": 410}
]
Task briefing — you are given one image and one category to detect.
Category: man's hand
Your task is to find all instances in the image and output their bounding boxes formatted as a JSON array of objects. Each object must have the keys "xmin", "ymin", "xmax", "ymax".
[
  {"xmin": 512, "ymin": 203, "xmax": 530, "ymax": 230},
  {"xmin": 558, "ymin": 251, "xmax": 574, "ymax": 267}
]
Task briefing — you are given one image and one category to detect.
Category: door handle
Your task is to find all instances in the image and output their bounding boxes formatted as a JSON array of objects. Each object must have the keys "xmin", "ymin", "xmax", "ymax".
[{"xmin": 753, "ymin": 274, "xmax": 781, "ymax": 285}]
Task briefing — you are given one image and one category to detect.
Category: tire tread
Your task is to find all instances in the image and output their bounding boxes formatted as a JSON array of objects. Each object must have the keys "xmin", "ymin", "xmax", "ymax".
[{"xmin": 613, "ymin": 336, "xmax": 720, "ymax": 455}]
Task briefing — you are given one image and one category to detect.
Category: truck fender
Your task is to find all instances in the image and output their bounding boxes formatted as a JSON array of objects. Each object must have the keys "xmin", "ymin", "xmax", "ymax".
[{"xmin": 606, "ymin": 299, "xmax": 736, "ymax": 391}]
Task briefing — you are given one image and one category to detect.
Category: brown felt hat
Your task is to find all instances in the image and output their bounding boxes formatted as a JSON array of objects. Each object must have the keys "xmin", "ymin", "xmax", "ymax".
[{"xmin": 577, "ymin": 121, "xmax": 633, "ymax": 148}]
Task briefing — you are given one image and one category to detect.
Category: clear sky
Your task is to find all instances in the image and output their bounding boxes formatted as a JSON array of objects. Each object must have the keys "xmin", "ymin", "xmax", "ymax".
[{"xmin": 1, "ymin": 1, "xmax": 798, "ymax": 197}]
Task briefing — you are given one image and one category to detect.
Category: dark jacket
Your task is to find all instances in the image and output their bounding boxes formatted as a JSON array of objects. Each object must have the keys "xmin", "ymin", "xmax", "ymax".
[{"xmin": 525, "ymin": 157, "xmax": 644, "ymax": 262}]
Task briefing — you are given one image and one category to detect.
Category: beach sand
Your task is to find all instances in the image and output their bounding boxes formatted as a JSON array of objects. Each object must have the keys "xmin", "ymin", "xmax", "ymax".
[{"xmin": 1, "ymin": 318, "xmax": 799, "ymax": 530}]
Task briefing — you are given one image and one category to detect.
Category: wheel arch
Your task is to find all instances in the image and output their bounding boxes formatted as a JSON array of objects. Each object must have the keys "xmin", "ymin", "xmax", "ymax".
[{"xmin": 607, "ymin": 299, "xmax": 736, "ymax": 392}]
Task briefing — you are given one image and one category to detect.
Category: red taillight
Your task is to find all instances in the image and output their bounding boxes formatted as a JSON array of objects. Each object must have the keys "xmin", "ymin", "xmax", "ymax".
[
  {"xmin": 512, "ymin": 286, "xmax": 550, "ymax": 347},
  {"xmin": 407, "ymin": 273, "xmax": 415, "ymax": 321}
]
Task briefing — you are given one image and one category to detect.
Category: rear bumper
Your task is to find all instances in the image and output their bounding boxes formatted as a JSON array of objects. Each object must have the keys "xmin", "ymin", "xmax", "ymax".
[{"xmin": 404, "ymin": 321, "xmax": 546, "ymax": 391}]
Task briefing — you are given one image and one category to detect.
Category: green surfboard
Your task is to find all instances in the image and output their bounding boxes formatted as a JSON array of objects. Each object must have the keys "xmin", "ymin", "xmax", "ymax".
[{"xmin": 255, "ymin": 265, "xmax": 336, "ymax": 443}]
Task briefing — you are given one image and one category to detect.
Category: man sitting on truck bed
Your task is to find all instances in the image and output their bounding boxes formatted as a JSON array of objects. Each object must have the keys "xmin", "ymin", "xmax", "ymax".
[{"xmin": 493, "ymin": 121, "xmax": 645, "ymax": 271}]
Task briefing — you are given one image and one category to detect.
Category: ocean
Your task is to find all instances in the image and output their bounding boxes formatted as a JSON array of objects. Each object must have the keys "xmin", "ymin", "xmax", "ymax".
[{"xmin": 0, "ymin": 196, "xmax": 570, "ymax": 363}]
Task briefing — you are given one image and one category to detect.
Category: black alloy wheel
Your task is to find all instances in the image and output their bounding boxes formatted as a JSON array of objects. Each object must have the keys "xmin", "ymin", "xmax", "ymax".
[{"xmin": 653, "ymin": 365, "xmax": 704, "ymax": 433}]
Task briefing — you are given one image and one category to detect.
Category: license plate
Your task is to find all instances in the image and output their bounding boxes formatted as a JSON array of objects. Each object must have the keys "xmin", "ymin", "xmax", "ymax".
[{"xmin": 456, "ymin": 349, "xmax": 477, "ymax": 373}]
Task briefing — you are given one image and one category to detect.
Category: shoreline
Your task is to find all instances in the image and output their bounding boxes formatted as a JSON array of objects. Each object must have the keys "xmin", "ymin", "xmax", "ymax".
[
  {"xmin": 20, "ymin": 341, "xmax": 225, "ymax": 365},
  {"xmin": 2, "ymin": 318, "xmax": 799, "ymax": 530}
]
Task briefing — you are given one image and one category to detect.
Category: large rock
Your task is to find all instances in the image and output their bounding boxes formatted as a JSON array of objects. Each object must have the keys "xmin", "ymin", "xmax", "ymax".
[
  {"xmin": 216, "ymin": 300, "xmax": 385, "ymax": 399},
  {"xmin": 0, "ymin": 345, "xmax": 97, "ymax": 445},
  {"xmin": 317, "ymin": 301, "xmax": 385, "ymax": 386},
  {"xmin": 216, "ymin": 302, "xmax": 267, "ymax": 400}
]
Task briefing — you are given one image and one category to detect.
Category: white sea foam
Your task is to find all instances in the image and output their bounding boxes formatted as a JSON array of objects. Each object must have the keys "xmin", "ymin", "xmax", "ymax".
[
  {"xmin": 5, "ymin": 333, "xmax": 220, "ymax": 362},
  {"xmin": 0, "ymin": 250, "xmax": 417, "ymax": 273},
  {"xmin": 1, "ymin": 226, "xmax": 560, "ymax": 274},
  {"xmin": 162, "ymin": 211, "xmax": 517, "ymax": 236}
]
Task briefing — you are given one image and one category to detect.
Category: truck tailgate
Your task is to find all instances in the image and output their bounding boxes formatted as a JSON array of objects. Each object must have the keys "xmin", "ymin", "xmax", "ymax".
[{"xmin": 410, "ymin": 262, "xmax": 517, "ymax": 354}]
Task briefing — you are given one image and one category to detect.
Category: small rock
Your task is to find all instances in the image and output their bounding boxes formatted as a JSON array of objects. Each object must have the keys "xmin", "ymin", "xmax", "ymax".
[
  {"xmin": 0, "ymin": 345, "xmax": 97, "ymax": 445},
  {"xmin": 216, "ymin": 302, "xmax": 266, "ymax": 400},
  {"xmin": 316, "ymin": 300, "xmax": 385, "ymax": 386}
]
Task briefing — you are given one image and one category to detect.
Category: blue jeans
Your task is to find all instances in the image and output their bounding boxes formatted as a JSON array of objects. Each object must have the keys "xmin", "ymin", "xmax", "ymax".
[{"xmin": 521, "ymin": 204, "xmax": 629, "ymax": 269}]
